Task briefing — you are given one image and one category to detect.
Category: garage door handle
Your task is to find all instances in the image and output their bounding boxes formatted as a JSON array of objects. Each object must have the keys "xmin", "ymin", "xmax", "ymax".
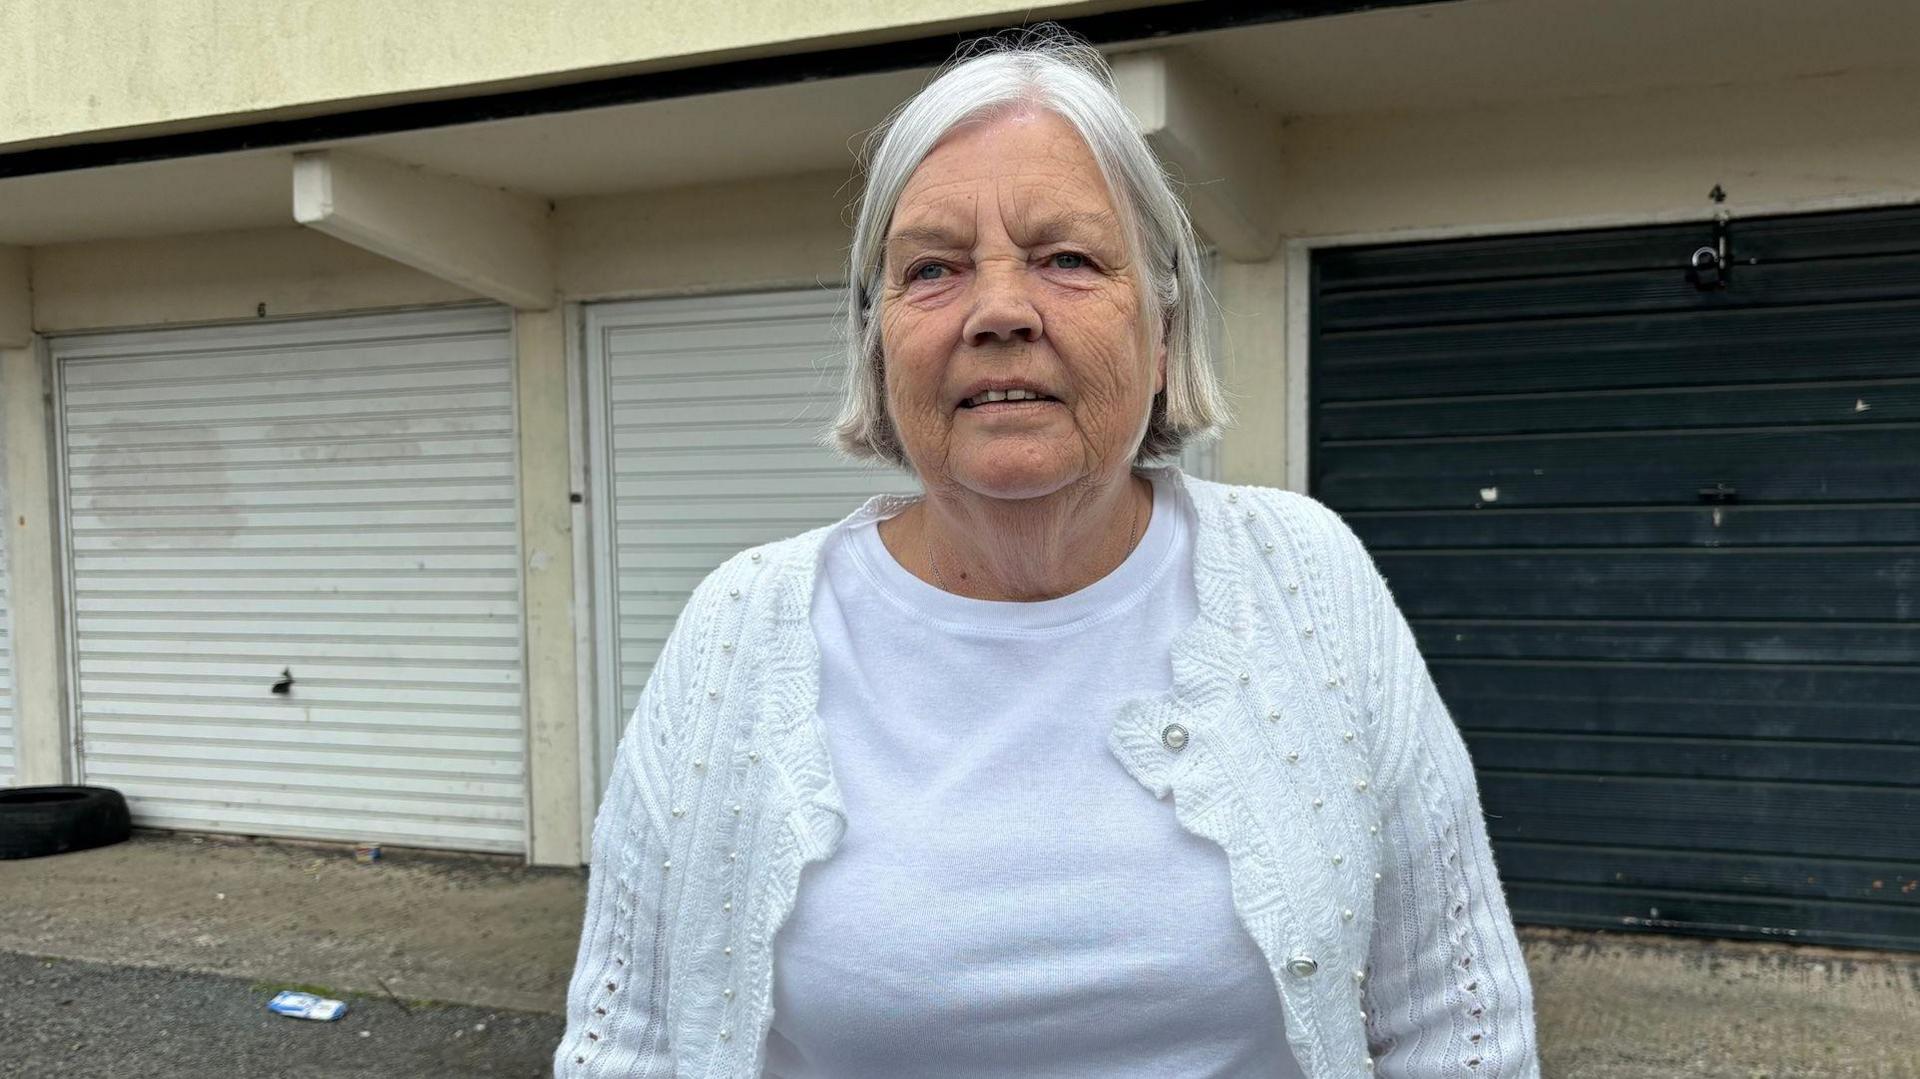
[{"xmin": 1698, "ymin": 481, "xmax": 1738, "ymax": 503}]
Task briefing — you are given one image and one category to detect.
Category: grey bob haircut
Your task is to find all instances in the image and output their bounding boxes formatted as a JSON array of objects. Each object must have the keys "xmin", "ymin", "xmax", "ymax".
[{"xmin": 829, "ymin": 23, "xmax": 1231, "ymax": 469}]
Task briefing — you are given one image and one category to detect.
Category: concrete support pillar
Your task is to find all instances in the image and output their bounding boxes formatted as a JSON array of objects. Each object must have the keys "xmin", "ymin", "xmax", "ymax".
[
  {"xmin": 3, "ymin": 341, "xmax": 70, "ymax": 785},
  {"xmin": 1212, "ymin": 253, "xmax": 1296, "ymax": 491},
  {"xmin": 514, "ymin": 307, "xmax": 583, "ymax": 865}
]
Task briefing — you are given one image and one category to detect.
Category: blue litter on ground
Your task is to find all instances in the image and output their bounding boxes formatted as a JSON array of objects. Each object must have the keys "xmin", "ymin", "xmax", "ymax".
[{"xmin": 267, "ymin": 990, "xmax": 349, "ymax": 1021}]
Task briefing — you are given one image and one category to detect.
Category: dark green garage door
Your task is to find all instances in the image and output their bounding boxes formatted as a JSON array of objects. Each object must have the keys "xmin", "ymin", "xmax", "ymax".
[{"xmin": 1311, "ymin": 206, "xmax": 1920, "ymax": 951}]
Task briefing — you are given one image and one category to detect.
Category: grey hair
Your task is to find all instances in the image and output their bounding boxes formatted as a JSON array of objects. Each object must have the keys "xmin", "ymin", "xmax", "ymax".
[{"xmin": 828, "ymin": 23, "xmax": 1230, "ymax": 469}]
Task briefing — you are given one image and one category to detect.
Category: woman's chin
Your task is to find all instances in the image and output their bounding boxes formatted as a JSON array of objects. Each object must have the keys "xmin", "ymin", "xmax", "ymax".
[{"xmin": 944, "ymin": 451, "xmax": 1097, "ymax": 503}]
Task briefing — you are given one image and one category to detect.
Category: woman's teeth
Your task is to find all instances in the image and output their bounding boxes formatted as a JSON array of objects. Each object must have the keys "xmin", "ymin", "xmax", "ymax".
[{"xmin": 964, "ymin": 389, "xmax": 1050, "ymax": 407}]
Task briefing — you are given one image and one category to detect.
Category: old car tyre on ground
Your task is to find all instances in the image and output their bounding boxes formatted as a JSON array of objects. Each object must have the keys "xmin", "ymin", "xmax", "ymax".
[{"xmin": 0, "ymin": 786, "xmax": 133, "ymax": 859}]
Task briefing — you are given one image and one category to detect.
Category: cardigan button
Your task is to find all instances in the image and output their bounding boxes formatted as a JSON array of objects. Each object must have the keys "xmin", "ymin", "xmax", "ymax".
[
  {"xmin": 1161, "ymin": 724, "xmax": 1189, "ymax": 752},
  {"xmin": 1286, "ymin": 955, "xmax": 1319, "ymax": 978}
]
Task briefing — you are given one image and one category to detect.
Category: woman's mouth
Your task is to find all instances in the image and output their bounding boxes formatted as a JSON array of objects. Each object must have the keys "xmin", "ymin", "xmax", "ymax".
[{"xmin": 958, "ymin": 388, "xmax": 1060, "ymax": 409}]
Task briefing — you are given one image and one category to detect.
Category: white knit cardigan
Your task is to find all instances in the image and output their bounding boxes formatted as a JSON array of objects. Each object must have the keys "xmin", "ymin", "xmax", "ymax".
[{"xmin": 555, "ymin": 467, "xmax": 1541, "ymax": 1078}]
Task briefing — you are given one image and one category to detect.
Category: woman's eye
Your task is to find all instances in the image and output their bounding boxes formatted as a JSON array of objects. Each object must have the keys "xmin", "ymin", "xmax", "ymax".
[
  {"xmin": 909, "ymin": 262, "xmax": 948, "ymax": 282},
  {"xmin": 1049, "ymin": 252, "xmax": 1091, "ymax": 270}
]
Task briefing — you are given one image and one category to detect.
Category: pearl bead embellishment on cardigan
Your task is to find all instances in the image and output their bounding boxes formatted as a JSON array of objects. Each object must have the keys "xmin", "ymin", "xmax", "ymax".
[{"xmin": 1161, "ymin": 724, "xmax": 1190, "ymax": 751}]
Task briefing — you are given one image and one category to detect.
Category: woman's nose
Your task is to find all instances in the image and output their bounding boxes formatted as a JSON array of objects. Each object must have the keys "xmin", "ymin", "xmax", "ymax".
[{"xmin": 961, "ymin": 262, "xmax": 1043, "ymax": 345}]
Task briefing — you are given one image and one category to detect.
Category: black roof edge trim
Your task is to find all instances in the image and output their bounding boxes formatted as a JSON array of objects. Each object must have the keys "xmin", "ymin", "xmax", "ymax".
[{"xmin": 0, "ymin": 0, "xmax": 1444, "ymax": 181}]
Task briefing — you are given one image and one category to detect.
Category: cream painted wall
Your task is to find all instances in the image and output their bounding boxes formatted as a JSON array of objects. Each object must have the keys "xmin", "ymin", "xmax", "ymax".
[
  {"xmin": 1277, "ymin": 67, "xmax": 1920, "ymax": 240},
  {"xmin": 32, "ymin": 172, "xmax": 852, "ymax": 332},
  {"xmin": 515, "ymin": 307, "xmax": 583, "ymax": 866},
  {"xmin": 557, "ymin": 171, "xmax": 853, "ymax": 301},
  {"xmin": 2, "ymin": 344, "xmax": 68, "ymax": 785},
  {"xmin": 1209, "ymin": 258, "xmax": 1291, "ymax": 488},
  {"xmin": 30, "ymin": 227, "xmax": 479, "ymax": 334},
  {"xmin": 0, "ymin": 248, "xmax": 28, "ymax": 347},
  {"xmin": 0, "ymin": 0, "xmax": 1143, "ymax": 152}
]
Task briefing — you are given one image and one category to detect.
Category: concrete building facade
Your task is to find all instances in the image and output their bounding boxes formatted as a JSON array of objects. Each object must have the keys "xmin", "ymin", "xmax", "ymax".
[{"xmin": 2, "ymin": 0, "xmax": 1915, "ymax": 950}]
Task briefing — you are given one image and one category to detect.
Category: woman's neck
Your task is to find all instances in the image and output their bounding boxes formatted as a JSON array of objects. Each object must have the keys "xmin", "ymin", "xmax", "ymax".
[{"xmin": 883, "ymin": 469, "xmax": 1153, "ymax": 601}]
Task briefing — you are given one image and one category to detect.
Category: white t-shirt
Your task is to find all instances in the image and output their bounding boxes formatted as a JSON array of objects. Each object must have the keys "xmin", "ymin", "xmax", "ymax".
[{"xmin": 767, "ymin": 469, "xmax": 1303, "ymax": 1079}]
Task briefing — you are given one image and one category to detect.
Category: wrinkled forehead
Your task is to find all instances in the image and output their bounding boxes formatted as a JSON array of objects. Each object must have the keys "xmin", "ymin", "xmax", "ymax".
[{"xmin": 886, "ymin": 110, "xmax": 1133, "ymax": 252}]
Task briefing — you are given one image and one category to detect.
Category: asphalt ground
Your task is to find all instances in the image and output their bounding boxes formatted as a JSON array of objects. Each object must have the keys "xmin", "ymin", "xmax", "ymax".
[
  {"xmin": 0, "ymin": 950, "xmax": 564, "ymax": 1079},
  {"xmin": 4, "ymin": 834, "xmax": 1918, "ymax": 1077}
]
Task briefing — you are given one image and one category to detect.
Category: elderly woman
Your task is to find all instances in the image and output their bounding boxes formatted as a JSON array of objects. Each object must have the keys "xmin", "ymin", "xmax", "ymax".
[{"xmin": 557, "ymin": 28, "xmax": 1540, "ymax": 1079}]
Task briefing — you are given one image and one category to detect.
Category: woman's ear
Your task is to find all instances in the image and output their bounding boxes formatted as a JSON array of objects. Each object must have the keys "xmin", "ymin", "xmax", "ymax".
[{"xmin": 1155, "ymin": 341, "xmax": 1168, "ymax": 396}]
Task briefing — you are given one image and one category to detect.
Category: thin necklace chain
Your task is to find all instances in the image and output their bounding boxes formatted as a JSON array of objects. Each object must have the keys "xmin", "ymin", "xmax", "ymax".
[{"xmin": 927, "ymin": 478, "xmax": 1144, "ymax": 595}]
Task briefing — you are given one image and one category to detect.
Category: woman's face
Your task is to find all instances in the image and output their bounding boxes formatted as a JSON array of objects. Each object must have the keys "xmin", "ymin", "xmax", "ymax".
[{"xmin": 878, "ymin": 108, "xmax": 1164, "ymax": 502}]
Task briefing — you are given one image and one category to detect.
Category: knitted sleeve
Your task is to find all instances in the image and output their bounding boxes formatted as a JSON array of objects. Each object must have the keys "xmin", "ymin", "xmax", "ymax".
[
  {"xmin": 553, "ymin": 602, "xmax": 696, "ymax": 1076},
  {"xmin": 1316, "ymin": 502, "xmax": 1543, "ymax": 1078}
]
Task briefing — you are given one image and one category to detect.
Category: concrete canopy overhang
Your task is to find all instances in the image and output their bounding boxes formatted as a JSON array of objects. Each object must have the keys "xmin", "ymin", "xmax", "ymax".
[{"xmin": 3, "ymin": 0, "xmax": 1918, "ymax": 255}]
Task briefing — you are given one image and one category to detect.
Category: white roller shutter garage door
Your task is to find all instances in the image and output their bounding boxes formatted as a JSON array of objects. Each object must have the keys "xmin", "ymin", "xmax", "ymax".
[
  {"xmin": 54, "ymin": 306, "xmax": 527, "ymax": 852},
  {"xmin": 584, "ymin": 290, "xmax": 921, "ymax": 793}
]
